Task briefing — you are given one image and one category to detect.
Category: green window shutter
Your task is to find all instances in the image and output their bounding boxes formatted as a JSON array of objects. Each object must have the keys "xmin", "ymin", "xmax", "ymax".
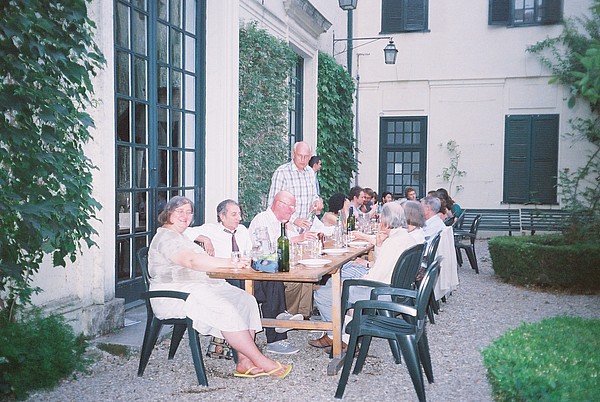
[
  {"xmin": 530, "ymin": 115, "xmax": 559, "ymax": 204},
  {"xmin": 504, "ymin": 115, "xmax": 531, "ymax": 203},
  {"xmin": 541, "ymin": 0, "xmax": 563, "ymax": 25},
  {"xmin": 404, "ymin": 0, "xmax": 428, "ymax": 32},
  {"xmin": 382, "ymin": 0, "xmax": 403, "ymax": 33},
  {"xmin": 488, "ymin": 0, "xmax": 510, "ymax": 25}
]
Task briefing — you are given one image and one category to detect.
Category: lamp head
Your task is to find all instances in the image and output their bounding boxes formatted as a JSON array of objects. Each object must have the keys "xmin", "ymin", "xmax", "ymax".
[
  {"xmin": 338, "ymin": 0, "xmax": 358, "ymax": 11},
  {"xmin": 384, "ymin": 39, "xmax": 398, "ymax": 65}
]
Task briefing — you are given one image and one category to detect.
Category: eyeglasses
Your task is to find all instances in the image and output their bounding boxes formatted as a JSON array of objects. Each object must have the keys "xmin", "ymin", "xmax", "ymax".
[
  {"xmin": 173, "ymin": 208, "xmax": 193, "ymax": 216},
  {"xmin": 278, "ymin": 200, "xmax": 296, "ymax": 209}
]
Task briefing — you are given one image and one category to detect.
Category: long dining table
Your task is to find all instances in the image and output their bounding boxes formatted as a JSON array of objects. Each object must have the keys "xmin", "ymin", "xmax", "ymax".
[{"xmin": 206, "ymin": 242, "xmax": 373, "ymax": 375}]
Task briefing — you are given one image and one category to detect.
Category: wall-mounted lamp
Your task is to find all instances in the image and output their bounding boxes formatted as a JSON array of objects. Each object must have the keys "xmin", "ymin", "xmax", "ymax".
[
  {"xmin": 333, "ymin": 35, "xmax": 398, "ymax": 65},
  {"xmin": 338, "ymin": 0, "xmax": 358, "ymax": 11}
]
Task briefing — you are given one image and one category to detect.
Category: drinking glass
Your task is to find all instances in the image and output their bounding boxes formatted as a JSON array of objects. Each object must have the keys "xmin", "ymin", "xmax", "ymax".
[{"xmin": 231, "ymin": 251, "xmax": 241, "ymax": 270}]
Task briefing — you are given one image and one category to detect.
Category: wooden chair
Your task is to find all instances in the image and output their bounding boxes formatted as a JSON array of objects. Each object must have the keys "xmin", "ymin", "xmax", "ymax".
[{"xmin": 136, "ymin": 247, "xmax": 208, "ymax": 386}]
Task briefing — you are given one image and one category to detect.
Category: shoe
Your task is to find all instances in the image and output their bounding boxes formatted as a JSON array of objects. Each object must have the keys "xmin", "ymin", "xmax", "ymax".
[
  {"xmin": 324, "ymin": 342, "xmax": 350, "ymax": 355},
  {"xmin": 275, "ymin": 311, "xmax": 304, "ymax": 333},
  {"xmin": 233, "ymin": 366, "xmax": 268, "ymax": 378},
  {"xmin": 308, "ymin": 334, "xmax": 333, "ymax": 348},
  {"xmin": 265, "ymin": 340, "xmax": 299, "ymax": 355},
  {"xmin": 266, "ymin": 361, "xmax": 292, "ymax": 379}
]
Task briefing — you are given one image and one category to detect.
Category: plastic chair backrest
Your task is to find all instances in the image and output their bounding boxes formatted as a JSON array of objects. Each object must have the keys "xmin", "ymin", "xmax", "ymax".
[
  {"xmin": 453, "ymin": 211, "xmax": 465, "ymax": 230},
  {"xmin": 137, "ymin": 246, "xmax": 151, "ymax": 290},
  {"xmin": 415, "ymin": 257, "xmax": 441, "ymax": 322},
  {"xmin": 422, "ymin": 232, "xmax": 441, "ymax": 267},
  {"xmin": 468, "ymin": 214, "xmax": 482, "ymax": 242},
  {"xmin": 389, "ymin": 243, "xmax": 425, "ymax": 291}
]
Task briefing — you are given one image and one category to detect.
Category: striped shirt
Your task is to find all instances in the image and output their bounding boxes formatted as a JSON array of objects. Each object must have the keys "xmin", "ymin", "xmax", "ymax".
[{"xmin": 267, "ymin": 161, "xmax": 318, "ymax": 225}]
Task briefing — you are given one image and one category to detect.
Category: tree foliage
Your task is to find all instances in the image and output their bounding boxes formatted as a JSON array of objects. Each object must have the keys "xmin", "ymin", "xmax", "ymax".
[
  {"xmin": 238, "ymin": 23, "xmax": 296, "ymax": 221},
  {"xmin": 0, "ymin": 0, "xmax": 105, "ymax": 315},
  {"xmin": 316, "ymin": 52, "xmax": 357, "ymax": 203},
  {"xmin": 528, "ymin": 1, "xmax": 600, "ymax": 237}
]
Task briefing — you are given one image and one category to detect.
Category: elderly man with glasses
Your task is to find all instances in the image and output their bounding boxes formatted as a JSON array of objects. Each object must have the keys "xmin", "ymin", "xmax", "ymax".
[{"xmin": 250, "ymin": 191, "xmax": 318, "ymax": 324}]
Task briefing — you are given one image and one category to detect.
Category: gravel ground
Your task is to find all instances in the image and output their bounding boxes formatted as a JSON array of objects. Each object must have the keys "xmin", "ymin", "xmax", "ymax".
[{"xmin": 28, "ymin": 240, "xmax": 600, "ymax": 402}]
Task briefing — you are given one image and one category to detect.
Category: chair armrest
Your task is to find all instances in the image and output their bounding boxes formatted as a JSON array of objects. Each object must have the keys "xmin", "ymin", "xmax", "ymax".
[
  {"xmin": 340, "ymin": 278, "xmax": 388, "ymax": 322},
  {"xmin": 141, "ymin": 290, "xmax": 190, "ymax": 301},
  {"xmin": 353, "ymin": 299, "xmax": 417, "ymax": 318},
  {"xmin": 370, "ymin": 286, "xmax": 417, "ymax": 300}
]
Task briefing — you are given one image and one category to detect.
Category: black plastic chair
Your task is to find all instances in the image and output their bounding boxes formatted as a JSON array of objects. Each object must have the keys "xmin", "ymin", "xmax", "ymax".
[
  {"xmin": 454, "ymin": 214, "xmax": 482, "ymax": 273},
  {"xmin": 136, "ymin": 247, "xmax": 208, "ymax": 386},
  {"xmin": 335, "ymin": 257, "xmax": 441, "ymax": 401},
  {"xmin": 340, "ymin": 243, "xmax": 425, "ymax": 364}
]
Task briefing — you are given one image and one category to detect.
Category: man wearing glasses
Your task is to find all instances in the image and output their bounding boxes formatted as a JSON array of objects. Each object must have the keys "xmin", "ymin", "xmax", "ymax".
[{"xmin": 250, "ymin": 191, "xmax": 318, "ymax": 322}]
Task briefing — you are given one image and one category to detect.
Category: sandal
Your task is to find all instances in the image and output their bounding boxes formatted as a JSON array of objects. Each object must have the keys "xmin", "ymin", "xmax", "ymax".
[
  {"xmin": 234, "ymin": 366, "xmax": 268, "ymax": 378},
  {"xmin": 265, "ymin": 361, "xmax": 292, "ymax": 379}
]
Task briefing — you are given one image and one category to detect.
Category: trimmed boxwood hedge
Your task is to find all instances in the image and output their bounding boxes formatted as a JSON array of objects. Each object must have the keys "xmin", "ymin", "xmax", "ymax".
[{"xmin": 488, "ymin": 235, "xmax": 600, "ymax": 292}]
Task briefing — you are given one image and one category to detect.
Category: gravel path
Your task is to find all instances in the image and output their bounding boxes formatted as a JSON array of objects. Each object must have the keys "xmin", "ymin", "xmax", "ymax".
[{"xmin": 28, "ymin": 241, "xmax": 600, "ymax": 401}]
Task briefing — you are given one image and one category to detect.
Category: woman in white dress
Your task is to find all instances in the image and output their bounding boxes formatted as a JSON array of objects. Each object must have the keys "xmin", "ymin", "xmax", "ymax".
[{"xmin": 148, "ymin": 196, "xmax": 291, "ymax": 379}]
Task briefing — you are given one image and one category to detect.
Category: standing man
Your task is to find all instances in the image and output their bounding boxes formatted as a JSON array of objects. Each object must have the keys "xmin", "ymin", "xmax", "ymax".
[
  {"xmin": 250, "ymin": 191, "xmax": 317, "ymax": 319},
  {"xmin": 308, "ymin": 155, "xmax": 322, "ymax": 196},
  {"xmin": 185, "ymin": 199, "xmax": 302, "ymax": 355},
  {"xmin": 421, "ymin": 196, "xmax": 446, "ymax": 241},
  {"xmin": 268, "ymin": 142, "xmax": 322, "ymax": 232}
]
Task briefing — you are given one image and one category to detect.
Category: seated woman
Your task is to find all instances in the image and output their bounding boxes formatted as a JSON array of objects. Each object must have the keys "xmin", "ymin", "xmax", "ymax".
[
  {"xmin": 322, "ymin": 192, "xmax": 350, "ymax": 226},
  {"xmin": 437, "ymin": 187, "xmax": 462, "ymax": 222},
  {"xmin": 310, "ymin": 202, "xmax": 420, "ymax": 351},
  {"xmin": 148, "ymin": 196, "xmax": 291, "ymax": 379}
]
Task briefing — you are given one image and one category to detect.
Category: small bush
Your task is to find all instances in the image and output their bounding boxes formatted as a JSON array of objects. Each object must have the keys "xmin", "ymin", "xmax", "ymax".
[
  {"xmin": 488, "ymin": 234, "xmax": 600, "ymax": 292},
  {"xmin": 482, "ymin": 316, "xmax": 600, "ymax": 401},
  {"xmin": 0, "ymin": 310, "xmax": 89, "ymax": 399}
]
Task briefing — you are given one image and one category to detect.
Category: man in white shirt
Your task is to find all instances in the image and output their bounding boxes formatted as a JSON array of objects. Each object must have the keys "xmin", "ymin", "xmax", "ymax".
[
  {"xmin": 421, "ymin": 196, "xmax": 446, "ymax": 241},
  {"xmin": 185, "ymin": 199, "xmax": 301, "ymax": 355},
  {"xmin": 250, "ymin": 191, "xmax": 317, "ymax": 320}
]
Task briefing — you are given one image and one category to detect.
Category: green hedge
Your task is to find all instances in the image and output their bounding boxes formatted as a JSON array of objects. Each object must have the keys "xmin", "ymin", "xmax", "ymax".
[
  {"xmin": 488, "ymin": 235, "xmax": 600, "ymax": 292},
  {"xmin": 482, "ymin": 316, "xmax": 600, "ymax": 401},
  {"xmin": 0, "ymin": 311, "xmax": 89, "ymax": 399}
]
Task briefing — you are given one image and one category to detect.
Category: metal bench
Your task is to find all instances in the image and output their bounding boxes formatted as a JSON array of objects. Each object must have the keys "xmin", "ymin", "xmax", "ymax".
[
  {"xmin": 461, "ymin": 209, "xmax": 521, "ymax": 236},
  {"xmin": 520, "ymin": 208, "xmax": 571, "ymax": 235}
]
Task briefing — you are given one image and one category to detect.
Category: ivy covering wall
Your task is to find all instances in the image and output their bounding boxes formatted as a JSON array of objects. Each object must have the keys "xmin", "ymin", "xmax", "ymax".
[
  {"xmin": 0, "ymin": 0, "xmax": 104, "ymax": 311},
  {"xmin": 316, "ymin": 51, "xmax": 357, "ymax": 203},
  {"xmin": 238, "ymin": 23, "xmax": 296, "ymax": 221}
]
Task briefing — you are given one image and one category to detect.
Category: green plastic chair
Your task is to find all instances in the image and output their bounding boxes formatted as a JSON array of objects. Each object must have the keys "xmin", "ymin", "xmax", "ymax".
[
  {"xmin": 335, "ymin": 257, "xmax": 441, "ymax": 401},
  {"xmin": 340, "ymin": 243, "xmax": 425, "ymax": 364},
  {"xmin": 454, "ymin": 214, "xmax": 482, "ymax": 273},
  {"xmin": 136, "ymin": 247, "xmax": 208, "ymax": 386}
]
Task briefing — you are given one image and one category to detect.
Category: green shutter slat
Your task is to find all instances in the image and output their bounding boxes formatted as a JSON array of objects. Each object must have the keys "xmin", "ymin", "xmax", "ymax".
[
  {"xmin": 541, "ymin": 0, "xmax": 563, "ymax": 24},
  {"xmin": 530, "ymin": 115, "xmax": 559, "ymax": 204},
  {"xmin": 404, "ymin": 0, "xmax": 427, "ymax": 31},
  {"xmin": 504, "ymin": 115, "xmax": 531, "ymax": 203},
  {"xmin": 382, "ymin": 0, "xmax": 403, "ymax": 33},
  {"xmin": 489, "ymin": 0, "xmax": 510, "ymax": 25}
]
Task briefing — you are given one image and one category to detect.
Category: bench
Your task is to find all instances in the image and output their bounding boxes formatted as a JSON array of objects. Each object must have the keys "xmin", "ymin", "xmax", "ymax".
[
  {"xmin": 520, "ymin": 208, "xmax": 571, "ymax": 235},
  {"xmin": 460, "ymin": 209, "xmax": 521, "ymax": 236}
]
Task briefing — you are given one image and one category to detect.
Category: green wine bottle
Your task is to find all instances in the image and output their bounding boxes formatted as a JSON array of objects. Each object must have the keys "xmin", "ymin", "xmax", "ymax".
[
  {"xmin": 347, "ymin": 206, "xmax": 356, "ymax": 232},
  {"xmin": 277, "ymin": 222, "xmax": 290, "ymax": 272}
]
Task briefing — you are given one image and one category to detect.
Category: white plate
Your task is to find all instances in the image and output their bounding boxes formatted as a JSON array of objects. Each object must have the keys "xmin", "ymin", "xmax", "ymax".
[
  {"xmin": 347, "ymin": 241, "xmax": 370, "ymax": 248},
  {"xmin": 322, "ymin": 248, "xmax": 348, "ymax": 256},
  {"xmin": 298, "ymin": 259, "xmax": 332, "ymax": 267}
]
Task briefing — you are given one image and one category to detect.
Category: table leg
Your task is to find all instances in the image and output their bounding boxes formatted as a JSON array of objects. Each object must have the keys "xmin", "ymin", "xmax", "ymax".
[{"xmin": 327, "ymin": 268, "xmax": 345, "ymax": 375}]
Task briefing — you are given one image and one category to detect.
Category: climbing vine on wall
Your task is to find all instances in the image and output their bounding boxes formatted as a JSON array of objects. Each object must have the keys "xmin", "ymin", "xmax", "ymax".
[
  {"xmin": 316, "ymin": 51, "xmax": 357, "ymax": 203},
  {"xmin": 238, "ymin": 23, "xmax": 296, "ymax": 221},
  {"xmin": 0, "ymin": 0, "xmax": 105, "ymax": 316}
]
